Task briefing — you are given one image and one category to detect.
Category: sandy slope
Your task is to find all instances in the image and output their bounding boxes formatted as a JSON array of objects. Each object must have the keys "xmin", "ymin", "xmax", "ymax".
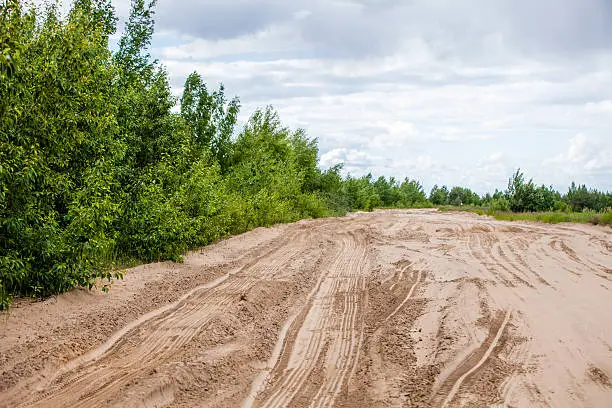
[{"xmin": 0, "ymin": 209, "xmax": 610, "ymax": 407}]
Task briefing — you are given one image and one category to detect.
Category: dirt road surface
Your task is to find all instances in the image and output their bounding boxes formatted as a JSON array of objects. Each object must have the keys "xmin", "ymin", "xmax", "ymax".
[{"xmin": 1, "ymin": 210, "xmax": 611, "ymax": 407}]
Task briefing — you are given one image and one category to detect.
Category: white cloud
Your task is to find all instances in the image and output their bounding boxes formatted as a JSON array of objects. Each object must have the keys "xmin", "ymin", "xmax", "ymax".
[
  {"xmin": 319, "ymin": 148, "xmax": 380, "ymax": 175},
  {"xmin": 542, "ymin": 134, "xmax": 612, "ymax": 188},
  {"xmin": 149, "ymin": 0, "xmax": 612, "ymax": 192},
  {"xmin": 584, "ymin": 100, "xmax": 612, "ymax": 114},
  {"xmin": 158, "ymin": 23, "xmax": 302, "ymax": 60}
]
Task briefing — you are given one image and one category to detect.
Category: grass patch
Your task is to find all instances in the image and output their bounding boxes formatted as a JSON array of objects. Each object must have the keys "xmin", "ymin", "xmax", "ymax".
[{"xmin": 438, "ymin": 206, "xmax": 612, "ymax": 226}]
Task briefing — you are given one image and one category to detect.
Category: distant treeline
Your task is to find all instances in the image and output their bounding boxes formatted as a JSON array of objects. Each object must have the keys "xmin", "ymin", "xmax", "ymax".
[
  {"xmin": 0, "ymin": 1, "xmax": 610, "ymax": 308},
  {"xmin": 429, "ymin": 170, "xmax": 612, "ymax": 213},
  {"xmin": 334, "ymin": 170, "xmax": 611, "ymax": 214}
]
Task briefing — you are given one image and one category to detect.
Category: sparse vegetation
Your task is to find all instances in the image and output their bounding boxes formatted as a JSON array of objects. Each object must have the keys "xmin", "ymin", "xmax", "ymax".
[
  {"xmin": 434, "ymin": 168, "xmax": 611, "ymax": 227},
  {"xmin": 439, "ymin": 206, "xmax": 612, "ymax": 226}
]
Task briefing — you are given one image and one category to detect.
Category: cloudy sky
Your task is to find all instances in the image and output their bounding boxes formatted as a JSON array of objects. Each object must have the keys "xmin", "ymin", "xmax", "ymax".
[{"xmin": 117, "ymin": 1, "xmax": 610, "ymax": 192}]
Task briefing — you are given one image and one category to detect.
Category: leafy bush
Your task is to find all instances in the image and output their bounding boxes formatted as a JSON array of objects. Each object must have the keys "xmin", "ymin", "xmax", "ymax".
[
  {"xmin": 429, "ymin": 185, "xmax": 449, "ymax": 205},
  {"xmin": 506, "ymin": 169, "xmax": 561, "ymax": 212},
  {"xmin": 490, "ymin": 198, "xmax": 510, "ymax": 211},
  {"xmin": 565, "ymin": 182, "xmax": 611, "ymax": 212}
]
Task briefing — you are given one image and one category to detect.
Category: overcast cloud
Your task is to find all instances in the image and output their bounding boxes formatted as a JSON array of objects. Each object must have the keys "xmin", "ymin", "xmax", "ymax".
[{"xmin": 140, "ymin": 0, "xmax": 612, "ymax": 192}]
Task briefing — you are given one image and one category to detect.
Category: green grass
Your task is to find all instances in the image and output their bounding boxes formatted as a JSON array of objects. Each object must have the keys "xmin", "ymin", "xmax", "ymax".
[{"xmin": 438, "ymin": 206, "xmax": 612, "ymax": 226}]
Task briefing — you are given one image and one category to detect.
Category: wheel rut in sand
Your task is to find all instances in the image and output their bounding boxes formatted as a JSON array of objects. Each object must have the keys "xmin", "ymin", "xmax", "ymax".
[
  {"xmin": 385, "ymin": 268, "xmax": 424, "ymax": 324},
  {"xmin": 6, "ymin": 229, "xmax": 315, "ymax": 408},
  {"xmin": 431, "ymin": 309, "xmax": 512, "ymax": 407},
  {"xmin": 1, "ymin": 210, "xmax": 611, "ymax": 408},
  {"xmin": 251, "ymin": 230, "xmax": 369, "ymax": 408}
]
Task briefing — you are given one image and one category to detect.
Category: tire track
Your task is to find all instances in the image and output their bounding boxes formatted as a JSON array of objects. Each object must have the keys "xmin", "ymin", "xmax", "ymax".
[
  {"xmin": 556, "ymin": 238, "xmax": 612, "ymax": 280},
  {"xmin": 545, "ymin": 238, "xmax": 584, "ymax": 277},
  {"xmin": 385, "ymin": 269, "xmax": 423, "ymax": 323},
  {"xmin": 255, "ymin": 237, "xmax": 351, "ymax": 408},
  {"xmin": 243, "ymin": 236, "xmax": 343, "ymax": 408},
  {"xmin": 389, "ymin": 263, "xmax": 411, "ymax": 291},
  {"xmin": 431, "ymin": 309, "xmax": 512, "ymax": 407},
  {"xmin": 2, "ymin": 210, "xmax": 610, "ymax": 408},
  {"xmin": 467, "ymin": 232, "xmax": 514, "ymax": 287},
  {"xmin": 16, "ymin": 232, "xmax": 314, "ymax": 408},
  {"xmin": 494, "ymin": 241, "xmax": 535, "ymax": 288},
  {"xmin": 255, "ymin": 230, "xmax": 369, "ymax": 408},
  {"xmin": 503, "ymin": 236, "xmax": 552, "ymax": 287},
  {"xmin": 487, "ymin": 240, "xmax": 531, "ymax": 287},
  {"xmin": 361, "ymin": 265, "xmax": 426, "ymax": 406}
]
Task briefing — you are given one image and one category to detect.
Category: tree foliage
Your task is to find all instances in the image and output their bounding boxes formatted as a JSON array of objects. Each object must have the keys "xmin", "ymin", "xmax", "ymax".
[
  {"xmin": 565, "ymin": 182, "xmax": 611, "ymax": 212},
  {"xmin": 506, "ymin": 169, "xmax": 561, "ymax": 212},
  {"xmin": 181, "ymin": 72, "xmax": 239, "ymax": 172}
]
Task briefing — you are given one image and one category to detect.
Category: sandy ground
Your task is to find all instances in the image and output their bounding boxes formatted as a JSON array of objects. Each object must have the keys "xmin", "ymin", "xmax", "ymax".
[{"xmin": 1, "ymin": 209, "xmax": 611, "ymax": 408}]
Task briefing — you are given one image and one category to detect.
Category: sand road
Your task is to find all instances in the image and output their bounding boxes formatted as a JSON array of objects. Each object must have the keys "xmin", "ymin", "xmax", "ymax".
[{"xmin": 1, "ymin": 210, "xmax": 611, "ymax": 407}]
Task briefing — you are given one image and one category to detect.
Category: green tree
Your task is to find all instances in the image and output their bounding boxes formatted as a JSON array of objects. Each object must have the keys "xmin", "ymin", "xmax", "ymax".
[
  {"xmin": 506, "ymin": 169, "xmax": 557, "ymax": 212},
  {"xmin": 180, "ymin": 72, "xmax": 240, "ymax": 172},
  {"xmin": 0, "ymin": 0, "xmax": 125, "ymax": 305},
  {"xmin": 397, "ymin": 179, "xmax": 427, "ymax": 207},
  {"xmin": 429, "ymin": 185, "xmax": 449, "ymax": 205}
]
